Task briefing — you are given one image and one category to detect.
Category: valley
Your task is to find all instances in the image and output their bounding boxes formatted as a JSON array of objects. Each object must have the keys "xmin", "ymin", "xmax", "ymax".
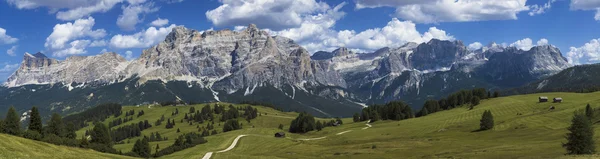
[{"xmin": 2, "ymin": 91, "xmax": 600, "ymax": 158}]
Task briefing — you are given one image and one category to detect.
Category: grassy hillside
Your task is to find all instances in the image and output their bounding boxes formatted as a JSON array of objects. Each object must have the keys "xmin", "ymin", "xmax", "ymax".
[
  {"xmin": 0, "ymin": 133, "xmax": 133, "ymax": 159},
  {"xmin": 74, "ymin": 102, "xmax": 335, "ymax": 158},
  {"xmin": 205, "ymin": 92, "xmax": 600, "ymax": 159},
  {"xmin": 17, "ymin": 91, "xmax": 598, "ymax": 158}
]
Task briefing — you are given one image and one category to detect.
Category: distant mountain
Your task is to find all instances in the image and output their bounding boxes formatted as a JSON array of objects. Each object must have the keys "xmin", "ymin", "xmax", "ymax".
[
  {"xmin": 506, "ymin": 64, "xmax": 600, "ymax": 94},
  {"xmin": 0, "ymin": 24, "xmax": 572, "ymax": 118}
]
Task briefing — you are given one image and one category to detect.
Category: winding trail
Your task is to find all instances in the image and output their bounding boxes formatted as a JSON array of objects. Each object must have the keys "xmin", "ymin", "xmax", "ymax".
[{"xmin": 202, "ymin": 120, "xmax": 373, "ymax": 159}]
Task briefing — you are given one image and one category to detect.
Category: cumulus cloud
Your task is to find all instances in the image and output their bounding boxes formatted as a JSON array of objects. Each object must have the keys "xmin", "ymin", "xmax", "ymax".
[
  {"xmin": 509, "ymin": 38, "xmax": 551, "ymax": 51},
  {"xmin": 206, "ymin": 0, "xmax": 334, "ymax": 30},
  {"xmin": 354, "ymin": 0, "xmax": 529, "ymax": 23},
  {"xmin": 566, "ymin": 38, "xmax": 600, "ymax": 65},
  {"xmin": 510, "ymin": 38, "xmax": 533, "ymax": 51},
  {"xmin": 537, "ymin": 38, "xmax": 549, "ymax": 46},
  {"xmin": 0, "ymin": 28, "xmax": 19, "ymax": 45},
  {"xmin": 45, "ymin": 17, "xmax": 105, "ymax": 57},
  {"xmin": 53, "ymin": 40, "xmax": 91, "ymax": 57},
  {"xmin": 529, "ymin": 0, "xmax": 556, "ymax": 16},
  {"xmin": 570, "ymin": 0, "xmax": 600, "ymax": 20},
  {"xmin": 0, "ymin": 63, "xmax": 19, "ymax": 82},
  {"xmin": 110, "ymin": 24, "xmax": 177, "ymax": 49},
  {"xmin": 6, "ymin": 45, "xmax": 18, "ymax": 56},
  {"xmin": 100, "ymin": 48, "xmax": 108, "ymax": 53},
  {"xmin": 269, "ymin": 17, "xmax": 454, "ymax": 53},
  {"xmin": 124, "ymin": 50, "xmax": 134, "ymax": 60},
  {"xmin": 90, "ymin": 40, "xmax": 107, "ymax": 47},
  {"xmin": 468, "ymin": 42, "xmax": 483, "ymax": 51},
  {"xmin": 5, "ymin": 0, "xmax": 152, "ymax": 21},
  {"xmin": 150, "ymin": 18, "xmax": 169, "ymax": 27},
  {"xmin": 117, "ymin": 2, "xmax": 159, "ymax": 31},
  {"xmin": 45, "ymin": 17, "xmax": 106, "ymax": 50}
]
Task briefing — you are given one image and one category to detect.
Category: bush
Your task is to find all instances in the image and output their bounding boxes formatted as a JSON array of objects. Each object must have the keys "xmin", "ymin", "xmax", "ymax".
[
  {"xmin": 88, "ymin": 143, "xmax": 118, "ymax": 154},
  {"xmin": 23, "ymin": 130, "xmax": 42, "ymax": 141},
  {"xmin": 41, "ymin": 134, "xmax": 63, "ymax": 145},
  {"xmin": 223, "ymin": 119, "xmax": 241, "ymax": 132},
  {"xmin": 289, "ymin": 112, "xmax": 316, "ymax": 133}
]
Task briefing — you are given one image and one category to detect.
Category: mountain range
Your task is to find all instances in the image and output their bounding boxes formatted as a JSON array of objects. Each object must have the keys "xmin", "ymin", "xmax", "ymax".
[{"xmin": 0, "ymin": 24, "xmax": 573, "ymax": 118}]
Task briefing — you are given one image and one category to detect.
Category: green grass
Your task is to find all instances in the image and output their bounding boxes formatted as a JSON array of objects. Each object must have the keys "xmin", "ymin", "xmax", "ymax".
[
  {"xmin": 206, "ymin": 92, "xmax": 600, "ymax": 159},
  {"xmin": 74, "ymin": 102, "xmax": 314, "ymax": 156},
  {"xmin": 10, "ymin": 92, "xmax": 600, "ymax": 158},
  {"xmin": 0, "ymin": 133, "xmax": 134, "ymax": 159}
]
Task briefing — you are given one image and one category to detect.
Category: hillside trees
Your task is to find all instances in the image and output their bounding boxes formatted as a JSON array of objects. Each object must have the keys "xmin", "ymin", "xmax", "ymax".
[
  {"xmin": 289, "ymin": 112, "xmax": 316, "ymax": 133},
  {"xmin": 29, "ymin": 107, "xmax": 43, "ymax": 133},
  {"xmin": 223, "ymin": 119, "xmax": 241, "ymax": 132},
  {"xmin": 563, "ymin": 112, "xmax": 596, "ymax": 155},
  {"xmin": 63, "ymin": 103, "xmax": 122, "ymax": 130},
  {"xmin": 360, "ymin": 101, "xmax": 413, "ymax": 122},
  {"xmin": 3, "ymin": 106, "xmax": 21, "ymax": 136},
  {"xmin": 131, "ymin": 137, "xmax": 151, "ymax": 158},
  {"xmin": 353, "ymin": 113, "xmax": 360, "ymax": 122},
  {"xmin": 479, "ymin": 110, "xmax": 494, "ymax": 131},
  {"xmin": 45, "ymin": 113, "xmax": 65, "ymax": 137}
]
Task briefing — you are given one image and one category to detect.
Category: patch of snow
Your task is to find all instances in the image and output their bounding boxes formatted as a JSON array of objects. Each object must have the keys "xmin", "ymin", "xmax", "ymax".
[
  {"xmin": 537, "ymin": 80, "xmax": 548, "ymax": 90},
  {"xmin": 418, "ymin": 67, "xmax": 452, "ymax": 74},
  {"xmin": 243, "ymin": 83, "xmax": 258, "ymax": 96}
]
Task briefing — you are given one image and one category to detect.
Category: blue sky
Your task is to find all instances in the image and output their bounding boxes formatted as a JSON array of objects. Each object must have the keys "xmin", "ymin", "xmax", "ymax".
[{"xmin": 1, "ymin": 0, "xmax": 600, "ymax": 82}]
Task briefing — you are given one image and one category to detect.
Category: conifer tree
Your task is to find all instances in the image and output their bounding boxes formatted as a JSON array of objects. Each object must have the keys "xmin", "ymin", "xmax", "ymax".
[
  {"xmin": 3, "ymin": 106, "xmax": 21, "ymax": 135},
  {"xmin": 353, "ymin": 113, "xmax": 360, "ymax": 122},
  {"xmin": 586, "ymin": 104, "xmax": 594, "ymax": 119},
  {"xmin": 479, "ymin": 110, "xmax": 494, "ymax": 131},
  {"xmin": 563, "ymin": 112, "xmax": 595, "ymax": 155},
  {"xmin": 315, "ymin": 121, "xmax": 323, "ymax": 131},
  {"xmin": 28, "ymin": 107, "xmax": 42, "ymax": 133},
  {"xmin": 65, "ymin": 122, "xmax": 77, "ymax": 139},
  {"xmin": 471, "ymin": 96, "xmax": 480, "ymax": 106},
  {"xmin": 90, "ymin": 122, "xmax": 111, "ymax": 146},
  {"xmin": 46, "ymin": 113, "xmax": 65, "ymax": 137}
]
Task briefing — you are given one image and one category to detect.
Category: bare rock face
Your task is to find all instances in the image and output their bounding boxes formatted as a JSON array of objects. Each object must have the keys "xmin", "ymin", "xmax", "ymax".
[
  {"xmin": 5, "ymin": 52, "xmax": 127, "ymax": 87},
  {"xmin": 2, "ymin": 24, "xmax": 573, "ymax": 117}
]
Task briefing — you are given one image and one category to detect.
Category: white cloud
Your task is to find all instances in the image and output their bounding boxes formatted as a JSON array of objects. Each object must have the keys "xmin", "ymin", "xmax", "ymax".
[
  {"xmin": 56, "ymin": 0, "xmax": 123, "ymax": 21},
  {"xmin": 468, "ymin": 42, "xmax": 483, "ymax": 50},
  {"xmin": 206, "ymin": 0, "xmax": 334, "ymax": 30},
  {"xmin": 270, "ymin": 17, "xmax": 454, "ymax": 53},
  {"xmin": 355, "ymin": 0, "xmax": 529, "ymax": 23},
  {"xmin": 510, "ymin": 38, "xmax": 533, "ymax": 51},
  {"xmin": 110, "ymin": 24, "xmax": 177, "ymax": 49},
  {"xmin": 90, "ymin": 40, "xmax": 107, "ymax": 47},
  {"xmin": 100, "ymin": 48, "xmax": 108, "ymax": 53},
  {"xmin": 6, "ymin": 45, "xmax": 18, "ymax": 56},
  {"xmin": 6, "ymin": 0, "xmax": 137, "ymax": 21},
  {"xmin": 0, "ymin": 63, "xmax": 19, "ymax": 72},
  {"xmin": 529, "ymin": 0, "xmax": 556, "ymax": 16},
  {"xmin": 537, "ymin": 38, "xmax": 549, "ymax": 46},
  {"xmin": 0, "ymin": 28, "xmax": 19, "ymax": 45},
  {"xmin": 117, "ymin": 2, "xmax": 159, "ymax": 31},
  {"xmin": 45, "ymin": 17, "xmax": 106, "ymax": 50},
  {"xmin": 150, "ymin": 18, "xmax": 169, "ymax": 27},
  {"xmin": 566, "ymin": 38, "xmax": 600, "ymax": 65},
  {"xmin": 570, "ymin": 0, "xmax": 600, "ymax": 20},
  {"xmin": 0, "ymin": 63, "xmax": 19, "ymax": 82},
  {"xmin": 53, "ymin": 40, "xmax": 91, "ymax": 57},
  {"xmin": 124, "ymin": 50, "xmax": 134, "ymax": 60}
]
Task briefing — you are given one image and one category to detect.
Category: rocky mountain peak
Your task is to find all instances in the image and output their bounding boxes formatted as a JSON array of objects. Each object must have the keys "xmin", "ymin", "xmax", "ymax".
[{"xmin": 332, "ymin": 47, "xmax": 353, "ymax": 57}]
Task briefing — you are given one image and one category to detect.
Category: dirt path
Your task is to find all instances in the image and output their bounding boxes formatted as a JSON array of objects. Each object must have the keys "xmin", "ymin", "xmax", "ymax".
[{"xmin": 203, "ymin": 120, "xmax": 373, "ymax": 159}]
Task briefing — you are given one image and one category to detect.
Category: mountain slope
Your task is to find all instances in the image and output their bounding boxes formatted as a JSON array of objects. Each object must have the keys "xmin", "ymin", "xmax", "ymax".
[
  {"xmin": 206, "ymin": 92, "xmax": 600, "ymax": 159},
  {"xmin": 507, "ymin": 63, "xmax": 600, "ymax": 94},
  {"xmin": 0, "ymin": 24, "xmax": 571, "ymax": 118},
  {"xmin": 0, "ymin": 134, "xmax": 133, "ymax": 159}
]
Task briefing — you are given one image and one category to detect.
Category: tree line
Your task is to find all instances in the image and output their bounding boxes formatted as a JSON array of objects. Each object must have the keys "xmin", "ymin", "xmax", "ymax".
[{"xmin": 63, "ymin": 103, "xmax": 122, "ymax": 130}]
